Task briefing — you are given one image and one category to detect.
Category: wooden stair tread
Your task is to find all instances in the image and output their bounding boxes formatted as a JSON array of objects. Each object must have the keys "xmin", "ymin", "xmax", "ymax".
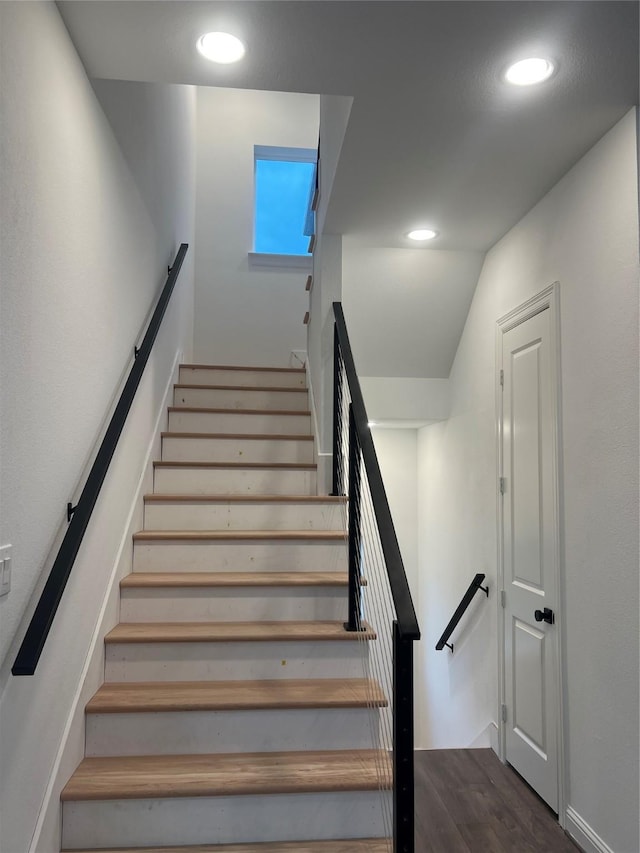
[
  {"xmin": 62, "ymin": 840, "xmax": 390, "ymax": 852},
  {"xmin": 180, "ymin": 364, "xmax": 306, "ymax": 374},
  {"xmin": 133, "ymin": 530, "xmax": 344, "ymax": 542},
  {"xmin": 162, "ymin": 432, "xmax": 313, "ymax": 441},
  {"xmin": 153, "ymin": 461, "xmax": 317, "ymax": 470},
  {"xmin": 143, "ymin": 494, "xmax": 345, "ymax": 504},
  {"xmin": 86, "ymin": 678, "xmax": 387, "ymax": 713},
  {"xmin": 105, "ymin": 621, "xmax": 375, "ymax": 644},
  {"xmin": 168, "ymin": 406, "xmax": 311, "ymax": 416},
  {"xmin": 174, "ymin": 384, "xmax": 308, "ymax": 393},
  {"xmin": 121, "ymin": 572, "xmax": 348, "ymax": 588},
  {"xmin": 61, "ymin": 749, "xmax": 391, "ymax": 801}
]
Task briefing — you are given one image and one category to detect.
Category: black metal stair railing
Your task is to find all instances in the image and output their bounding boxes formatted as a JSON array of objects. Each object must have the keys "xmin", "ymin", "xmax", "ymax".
[
  {"xmin": 435, "ymin": 573, "xmax": 489, "ymax": 653},
  {"xmin": 331, "ymin": 301, "xmax": 420, "ymax": 853},
  {"xmin": 12, "ymin": 244, "xmax": 189, "ymax": 677}
]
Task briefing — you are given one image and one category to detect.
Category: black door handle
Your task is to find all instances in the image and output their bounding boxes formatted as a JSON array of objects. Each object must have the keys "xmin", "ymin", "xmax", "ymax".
[{"xmin": 534, "ymin": 607, "xmax": 554, "ymax": 624}]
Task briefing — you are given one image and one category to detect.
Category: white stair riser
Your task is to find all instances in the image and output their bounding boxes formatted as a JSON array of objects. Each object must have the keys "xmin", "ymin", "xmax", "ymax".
[
  {"xmin": 179, "ymin": 367, "xmax": 306, "ymax": 388},
  {"xmin": 162, "ymin": 436, "xmax": 314, "ymax": 464},
  {"xmin": 174, "ymin": 386, "xmax": 309, "ymax": 411},
  {"xmin": 153, "ymin": 465, "xmax": 317, "ymax": 496},
  {"xmin": 133, "ymin": 539, "xmax": 347, "ymax": 574},
  {"xmin": 120, "ymin": 587, "xmax": 346, "ymax": 622},
  {"xmin": 62, "ymin": 791, "xmax": 390, "ymax": 849},
  {"xmin": 168, "ymin": 409, "xmax": 311, "ymax": 435},
  {"xmin": 86, "ymin": 707, "xmax": 380, "ymax": 756},
  {"xmin": 144, "ymin": 501, "xmax": 343, "ymax": 532},
  {"xmin": 105, "ymin": 640, "xmax": 369, "ymax": 682}
]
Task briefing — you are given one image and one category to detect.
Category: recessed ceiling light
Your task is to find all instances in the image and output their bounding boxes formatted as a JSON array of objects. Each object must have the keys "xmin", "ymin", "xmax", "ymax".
[
  {"xmin": 197, "ymin": 32, "xmax": 245, "ymax": 64},
  {"xmin": 505, "ymin": 57, "xmax": 555, "ymax": 86},
  {"xmin": 368, "ymin": 421, "xmax": 378, "ymax": 428},
  {"xmin": 407, "ymin": 229, "xmax": 438, "ymax": 241}
]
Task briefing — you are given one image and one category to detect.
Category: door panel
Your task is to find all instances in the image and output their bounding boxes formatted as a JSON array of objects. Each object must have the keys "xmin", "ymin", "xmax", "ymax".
[
  {"xmin": 502, "ymin": 306, "xmax": 558, "ymax": 811},
  {"xmin": 512, "ymin": 618, "xmax": 546, "ymax": 755},
  {"xmin": 511, "ymin": 340, "xmax": 543, "ymax": 589}
]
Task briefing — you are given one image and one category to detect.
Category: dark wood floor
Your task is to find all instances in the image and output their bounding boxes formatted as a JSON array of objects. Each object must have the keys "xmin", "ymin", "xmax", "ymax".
[{"xmin": 415, "ymin": 749, "xmax": 581, "ymax": 853}]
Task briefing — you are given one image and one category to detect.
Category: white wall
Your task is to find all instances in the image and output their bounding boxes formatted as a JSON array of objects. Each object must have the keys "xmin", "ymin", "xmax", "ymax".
[
  {"xmin": 316, "ymin": 95, "xmax": 353, "ymax": 236},
  {"xmin": 360, "ymin": 377, "xmax": 450, "ymax": 424},
  {"xmin": 306, "ymin": 95, "xmax": 353, "ymax": 489},
  {"xmin": 92, "ymin": 79, "xmax": 197, "ymax": 275},
  {"xmin": 0, "ymin": 4, "xmax": 196, "ymax": 850},
  {"xmin": 194, "ymin": 87, "xmax": 318, "ymax": 367},
  {"xmin": 342, "ymin": 242, "xmax": 484, "ymax": 378},
  {"xmin": 307, "ymin": 232, "xmax": 342, "ymax": 492},
  {"xmin": 417, "ymin": 110, "xmax": 638, "ymax": 852},
  {"xmin": 371, "ymin": 430, "xmax": 419, "ymax": 609}
]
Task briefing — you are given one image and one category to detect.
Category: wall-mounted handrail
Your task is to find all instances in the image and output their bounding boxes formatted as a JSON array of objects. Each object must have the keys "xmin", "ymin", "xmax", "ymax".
[
  {"xmin": 332, "ymin": 302, "xmax": 419, "ymax": 640},
  {"xmin": 435, "ymin": 572, "xmax": 489, "ymax": 653},
  {"xmin": 12, "ymin": 244, "xmax": 189, "ymax": 677}
]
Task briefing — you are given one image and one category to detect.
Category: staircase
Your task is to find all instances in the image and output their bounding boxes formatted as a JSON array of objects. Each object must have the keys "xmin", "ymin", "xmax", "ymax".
[{"xmin": 60, "ymin": 364, "xmax": 392, "ymax": 852}]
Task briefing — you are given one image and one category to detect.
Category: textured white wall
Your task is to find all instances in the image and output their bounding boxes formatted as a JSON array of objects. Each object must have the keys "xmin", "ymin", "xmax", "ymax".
[
  {"xmin": 194, "ymin": 88, "xmax": 318, "ymax": 367},
  {"xmin": 92, "ymin": 79, "xmax": 197, "ymax": 279},
  {"xmin": 0, "ymin": 4, "xmax": 195, "ymax": 850},
  {"xmin": 417, "ymin": 110, "xmax": 638, "ymax": 852}
]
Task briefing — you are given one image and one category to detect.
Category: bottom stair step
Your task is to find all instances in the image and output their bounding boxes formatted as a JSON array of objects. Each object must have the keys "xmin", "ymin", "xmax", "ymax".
[
  {"xmin": 61, "ymin": 753, "xmax": 392, "ymax": 847},
  {"xmin": 62, "ymin": 792, "xmax": 391, "ymax": 849},
  {"xmin": 63, "ymin": 841, "xmax": 391, "ymax": 852}
]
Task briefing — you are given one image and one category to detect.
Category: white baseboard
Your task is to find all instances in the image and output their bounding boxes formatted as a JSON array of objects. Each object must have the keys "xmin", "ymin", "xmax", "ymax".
[
  {"xmin": 306, "ymin": 364, "xmax": 321, "ymax": 449},
  {"xmin": 305, "ymin": 367, "xmax": 330, "ymax": 494},
  {"xmin": 489, "ymin": 721, "xmax": 499, "ymax": 754},
  {"xmin": 29, "ymin": 348, "xmax": 182, "ymax": 853},
  {"xmin": 565, "ymin": 807, "xmax": 615, "ymax": 853},
  {"xmin": 466, "ymin": 721, "xmax": 498, "ymax": 750}
]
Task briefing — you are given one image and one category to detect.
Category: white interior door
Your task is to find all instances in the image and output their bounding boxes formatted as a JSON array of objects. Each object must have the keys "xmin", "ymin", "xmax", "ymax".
[{"xmin": 500, "ymin": 304, "xmax": 560, "ymax": 812}]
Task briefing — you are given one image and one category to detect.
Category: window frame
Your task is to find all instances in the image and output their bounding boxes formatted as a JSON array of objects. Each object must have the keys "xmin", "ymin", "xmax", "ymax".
[{"xmin": 250, "ymin": 145, "xmax": 317, "ymax": 269}]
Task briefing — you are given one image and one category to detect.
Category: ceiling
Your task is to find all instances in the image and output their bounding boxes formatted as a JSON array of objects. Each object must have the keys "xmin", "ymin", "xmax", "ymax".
[
  {"xmin": 58, "ymin": 1, "xmax": 638, "ymax": 253},
  {"xmin": 57, "ymin": 1, "xmax": 638, "ymax": 387}
]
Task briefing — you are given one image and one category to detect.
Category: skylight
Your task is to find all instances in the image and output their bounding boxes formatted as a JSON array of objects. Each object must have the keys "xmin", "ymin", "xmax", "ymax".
[{"xmin": 254, "ymin": 147, "xmax": 316, "ymax": 256}]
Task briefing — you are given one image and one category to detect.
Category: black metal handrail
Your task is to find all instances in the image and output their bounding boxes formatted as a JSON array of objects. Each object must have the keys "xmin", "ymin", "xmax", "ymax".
[
  {"xmin": 435, "ymin": 572, "xmax": 489, "ymax": 653},
  {"xmin": 12, "ymin": 244, "xmax": 189, "ymax": 677},
  {"xmin": 332, "ymin": 301, "xmax": 419, "ymax": 640},
  {"xmin": 332, "ymin": 301, "xmax": 419, "ymax": 853}
]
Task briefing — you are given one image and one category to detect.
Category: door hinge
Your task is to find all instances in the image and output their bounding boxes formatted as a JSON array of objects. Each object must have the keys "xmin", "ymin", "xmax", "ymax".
[
  {"xmin": 499, "ymin": 369, "xmax": 504, "ymax": 387},
  {"xmin": 499, "ymin": 477, "xmax": 506, "ymax": 495},
  {"xmin": 501, "ymin": 704, "xmax": 507, "ymax": 723},
  {"xmin": 500, "ymin": 590, "xmax": 506, "ymax": 608}
]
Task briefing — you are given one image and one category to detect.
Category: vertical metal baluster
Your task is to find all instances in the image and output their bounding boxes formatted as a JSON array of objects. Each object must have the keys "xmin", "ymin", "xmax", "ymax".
[
  {"xmin": 345, "ymin": 404, "xmax": 362, "ymax": 632},
  {"xmin": 331, "ymin": 325, "xmax": 343, "ymax": 496},
  {"xmin": 393, "ymin": 621, "xmax": 415, "ymax": 852}
]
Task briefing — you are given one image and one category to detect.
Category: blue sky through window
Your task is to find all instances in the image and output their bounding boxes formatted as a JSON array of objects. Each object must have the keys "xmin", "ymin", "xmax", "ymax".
[{"xmin": 255, "ymin": 159, "xmax": 315, "ymax": 255}]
